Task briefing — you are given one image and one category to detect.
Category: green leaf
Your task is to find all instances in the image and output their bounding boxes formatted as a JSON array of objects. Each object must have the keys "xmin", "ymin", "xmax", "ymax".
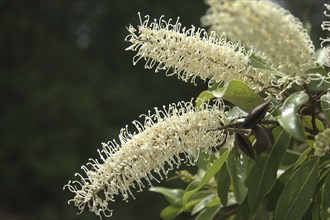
[
  {"xmin": 182, "ymin": 150, "xmax": 229, "ymax": 207},
  {"xmin": 234, "ymin": 198, "xmax": 251, "ymax": 220},
  {"xmin": 217, "ymin": 203, "xmax": 240, "ymax": 219},
  {"xmin": 196, "ymin": 204, "xmax": 221, "ymax": 220},
  {"xmin": 320, "ymin": 172, "xmax": 330, "ymax": 220},
  {"xmin": 320, "ymin": 92, "xmax": 330, "ymax": 123},
  {"xmin": 293, "ymin": 147, "xmax": 313, "ymax": 171},
  {"xmin": 302, "ymin": 115, "xmax": 325, "ymax": 147},
  {"xmin": 195, "ymin": 150, "xmax": 218, "ymax": 170},
  {"xmin": 160, "ymin": 203, "xmax": 183, "ymax": 220},
  {"xmin": 245, "ymin": 129, "xmax": 290, "ymax": 211},
  {"xmin": 212, "ymin": 80, "xmax": 265, "ymax": 112},
  {"xmin": 227, "ymin": 148, "xmax": 250, "ymax": 204},
  {"xmin": 217, "ymin": 162, "xmax": 230, "ymax": 206},
  {"xmin": 302, "ymin": 116, "xmax": 325, "ymax": 133},
  {"xmin": 196, "ymin": 82, "xmax": 224, "ymax": 108},
  {"xmin": 196, "ymin": 91, "xmax": 215, "ymax": 108},
  {"xmin": 184, "ymin": 190, "xmax": 214, "ymax": 212},
  {"xmin": 282, "ymin": 149, "xmax": 301, "ymax": 167},
  {"xmin": 249, "ymin": 55, "xmax": 285, "ymax": 77},
  {"xmin": 267, "ymin": 166, "xmax": 295, "ymax": 212},
  {"xmin": 149, "ymin": 187, "xmax": 184, "ymax": 204},
  {"xmin": 191, "ymin": 194, "xmax": 215, "ymax": 215},
  {"xmin": 278, "ymin": 91, "xmax": 309, "ymax": 141},
  {"xmin": 274, "ymin": 157, "xmax": 320, "ymax": 220}
]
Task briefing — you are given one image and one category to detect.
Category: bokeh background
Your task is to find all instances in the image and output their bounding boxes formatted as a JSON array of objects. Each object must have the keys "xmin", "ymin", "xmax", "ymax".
[{"xmin": 1, "ymin": 0, "xmax": 327, "ymax": 219}]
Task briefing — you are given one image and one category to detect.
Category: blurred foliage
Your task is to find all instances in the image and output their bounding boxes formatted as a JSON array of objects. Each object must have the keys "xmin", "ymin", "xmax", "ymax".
[{"xmin": 0, "ymin": 0, "xmax": 325, "ymax": 220}]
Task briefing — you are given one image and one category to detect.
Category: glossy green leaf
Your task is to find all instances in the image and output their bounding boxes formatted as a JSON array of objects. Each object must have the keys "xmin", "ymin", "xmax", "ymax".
[
  {"xmin": 216, "ymin": 162, "xmax": 230, "ymax": 206},
  {"xmin": 184, "ymin": 190, "xmax": 214, "ymax": 212},
  {"xmin": 191, "ymin": 194, "xmax": 215, "ymax": 215},
  {"xmin": 182, "ymin": 149, "xmax": 229, "ymax": 207},
  {"xmin": 160, "ymin": 203, "xmax": 182, "ymax": 220},
  {"xmin": 149, "ymin": 187, "xmax": 184, "ymax": 204},
  {"xmin": 321, "ymin": 92, "xmax": 330, "ymax": 123},
  {"xmin": 274, "ymin": 157, "xmax": 319, "ymax": 220},
  {"xmin": 227, "ymin": 148, "xmax": 250, "ymax": 204},
  {"xmin": 196, "ymin": 91, "xmax": 215, "ymax": 108},
  {"xmin": 278, "ymin": 91, "xmax": 309, "ymax": 141},
  {"xmin": 212, "ymin": 80, "xmax": 265, "ymax": 112},
  {"xmin": 196, "ymin": 204, "xmax": 221, "ymax": 220},
  {"xmin": 249, "ymin": 55, "xmax": 285, "ymax": 77},
  {"xmin": 195, "ymin": 150, "xmax": 218, "ymax": 170},
  {"xmin": 245, "ymin": 129, "xmax": 290, "ymax": 211}
]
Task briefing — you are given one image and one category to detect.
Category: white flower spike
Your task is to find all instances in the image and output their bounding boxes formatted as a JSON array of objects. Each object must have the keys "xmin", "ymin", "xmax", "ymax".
[
  {"xmin": 202, "ymin": 0, "xmax": 316, "ymax": 75},
  {"xmin": 320, "ymin": 4, "xmax": 330, "ymax": 68},
  {"xmin": 125, "ymin": 13, "xmax": 272, "ymax": 90},
  {"xmin": 64, "ymin": 100, "xmax": 228, "ymax": 217}
]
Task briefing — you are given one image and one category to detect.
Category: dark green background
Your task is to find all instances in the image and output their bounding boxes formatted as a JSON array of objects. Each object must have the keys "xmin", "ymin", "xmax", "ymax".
[{"xmin": 0, "ymin": 0, "xmax": 326, "ymax": 219}]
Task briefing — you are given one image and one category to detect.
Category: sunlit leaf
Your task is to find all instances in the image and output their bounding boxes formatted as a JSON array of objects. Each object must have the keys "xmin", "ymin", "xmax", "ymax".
[
  {"xmin": 182, "ymin": 149, "xmax": 229, "ymax": 207},
  {"xmin": 212, "ymin": 80, "xmax": 265, "ymax": 112},
  {"xmin": 274, "ymin": 157, "xmax": 319, "ymax": 220},
  {"xmin": 245, "ymin": 129, "xmax": 290, "ymax": 212},
  {"xmin": 278, "ymin": 91, "xmax": 309, "ymax": 141},
  {"xmin": 196, "ymin": 91, "xmax": 215, "ymax": 108}
]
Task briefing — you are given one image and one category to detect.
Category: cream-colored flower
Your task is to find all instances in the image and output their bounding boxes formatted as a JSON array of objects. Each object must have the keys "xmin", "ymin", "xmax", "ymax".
[
  {"xmin": 320, "ymin": 4, "xmax": 330, "ymax": 68},
  {"xmin": 125, "ymin": 14, "xmax": 272, "ymax": 90},
  {"xmin": 202, "ymin": 0, "xmax": 316, "ymax": 75},
  {"xmin": 313, "ymin": 128, "xmax": 330, "ymax": 156},
  {"xmin": 64, "ymin": 100, "xmax": 227, "ymax": 217}
]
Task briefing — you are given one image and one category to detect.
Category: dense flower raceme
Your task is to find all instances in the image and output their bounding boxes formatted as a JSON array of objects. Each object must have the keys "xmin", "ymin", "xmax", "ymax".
[
  {"xmin": 320, "ymin": 4, "xmax": 330, "ymax": 68},
  {"xmin": 201, "ymin": 0, "xmax": 316, "ymax": 75},
  {"xmin": 125, "ymin": 14, "xmax": 273, "ymax": 90},
  {"xmin": 64, "ymin": 100, "xmax": 228, "ymax": 217}
]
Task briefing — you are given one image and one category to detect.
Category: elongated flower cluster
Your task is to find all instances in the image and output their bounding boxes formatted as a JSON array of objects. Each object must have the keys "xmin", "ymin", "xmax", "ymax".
[
  {"xmin": 125, "ymin": 14, "xmax": 272, "ymax": 90},
  {"xmin": 320, "ymin": 4, "xmax": 330, "ymax": 68},
  {"xmin": 201, "ymin": 0, "xmax": 316, "ymax": 75},
  {"xmin": 64, "ymin": 100, "xmax": 227, "ymax": 217}
]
